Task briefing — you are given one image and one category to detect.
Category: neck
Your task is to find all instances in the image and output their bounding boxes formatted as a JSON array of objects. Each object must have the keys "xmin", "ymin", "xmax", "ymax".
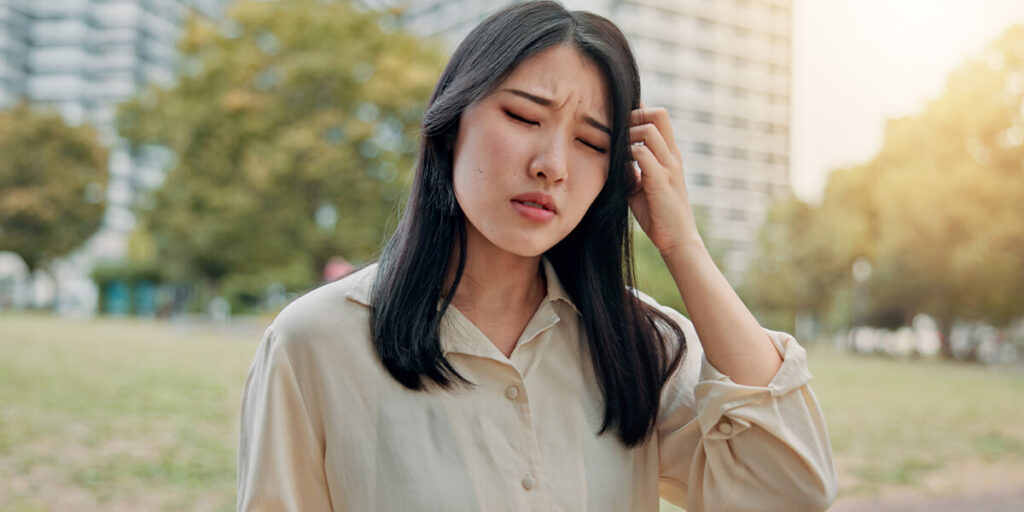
[{"xmin": 447, "ymin": 224, "xmax": 546, "ymax": 318}]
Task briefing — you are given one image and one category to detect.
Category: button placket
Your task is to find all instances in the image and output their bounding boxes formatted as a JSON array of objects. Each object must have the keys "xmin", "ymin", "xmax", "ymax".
[
  {"xmin": 505, "ymin": 384, "xmax": 520, "ymax": 400},
  {"xmin": 502, "ymin": 378, "xmax": 545, "ymax": 504},
  {"xmin": 521, "ymin": 472, "xmax": 537, "ymax": 490}
]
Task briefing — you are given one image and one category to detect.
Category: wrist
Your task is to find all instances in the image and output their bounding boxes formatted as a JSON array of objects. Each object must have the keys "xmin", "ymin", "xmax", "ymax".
[{"xmin": 658, "ymin": 229, "xmax": 706, "ymax": 260}]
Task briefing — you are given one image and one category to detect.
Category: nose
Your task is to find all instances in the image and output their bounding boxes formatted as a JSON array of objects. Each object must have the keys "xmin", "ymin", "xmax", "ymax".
[{"xmin": 529, "ymin": 134, "xmax": 568, "ymax": 184}]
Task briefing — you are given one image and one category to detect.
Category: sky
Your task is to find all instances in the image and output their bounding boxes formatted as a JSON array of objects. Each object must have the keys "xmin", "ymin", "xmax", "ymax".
[{"xmin": 791, "ymin": 0, "xmax": 1024, "ymax": 202}]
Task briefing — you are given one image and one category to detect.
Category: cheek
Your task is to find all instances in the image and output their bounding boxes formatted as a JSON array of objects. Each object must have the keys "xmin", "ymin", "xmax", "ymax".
[
  {"xmin": 453, "ymin": 124, "xmax": 526, "ymax": 202},
  {"xmin": 569, "ymin": 166, "xmax": 609, "ymax": 212},
  {"xmin": 452, "ymin": 141, "xmax": 499, "ymax": 218}
]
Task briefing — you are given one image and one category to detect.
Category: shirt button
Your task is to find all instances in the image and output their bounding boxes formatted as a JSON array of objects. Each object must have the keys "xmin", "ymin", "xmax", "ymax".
[
  {"xmin": 521, "ymin": 472, "xmax": 536, "ymax": 490},
  {"xmin": 717, "ymin": 421, "xmax": 733, "ymax": 435},
  {"xmin": 505, "ymin": 385, "xmax": 520, "ymax": 400}
]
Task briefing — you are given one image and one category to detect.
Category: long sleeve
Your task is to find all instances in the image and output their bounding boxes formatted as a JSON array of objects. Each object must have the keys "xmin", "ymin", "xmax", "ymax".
[
  {"xmin": 655, "ymin": 308, "xmax": 838, "ymax": 512},
  {"xmin": 237, "ymin": 327, "xmax": 334, "ymax": 512}
]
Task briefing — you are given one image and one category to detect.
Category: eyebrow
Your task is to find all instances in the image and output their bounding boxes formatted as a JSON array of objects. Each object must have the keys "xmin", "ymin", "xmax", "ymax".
[{"xmin": 501, "ymin": 88, "xmax": 611, "ymax": 135}]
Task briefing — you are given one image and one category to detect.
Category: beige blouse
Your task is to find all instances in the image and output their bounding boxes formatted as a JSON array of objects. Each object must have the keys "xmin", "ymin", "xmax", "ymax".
[{"xmin": 237, "ymin": 258, "xmax": 838, "ymax": 511}]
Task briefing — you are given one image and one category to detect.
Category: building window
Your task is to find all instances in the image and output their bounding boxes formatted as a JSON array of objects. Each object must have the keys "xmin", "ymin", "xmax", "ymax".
[
  {"xmin": 728, "ymin": 177, "xmax": 747, "ymax": 189},
  {"xmin": 654, "ymin": 71, "xmax": 676, "ymax": 86},
  {"xmin": 694, "ymin": 142, "xmax": 712, "ymax": 155},
  {"xmin": 728, "ymin": 208, "xmax": 747, "ymax": 221},
  {"xmin": 693, "ymin": 173, "xmax": 712, "ymax": 186},
  {"xmin": 694, "ymin": 110, "xmax": 712, "ymax": 123},
  {"xmin": 767, "ymin": 182, "xmax": 788, "ymax": 195}
]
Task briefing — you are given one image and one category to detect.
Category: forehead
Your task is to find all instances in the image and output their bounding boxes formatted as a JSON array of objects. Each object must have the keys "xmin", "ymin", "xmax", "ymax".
[{"xmin": 498, "ymin": 45, "xmax": 610, "ymax": 121}]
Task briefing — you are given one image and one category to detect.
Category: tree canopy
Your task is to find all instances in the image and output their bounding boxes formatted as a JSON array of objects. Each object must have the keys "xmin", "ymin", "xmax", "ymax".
[
  {"xmin": 743, "ymin": 25, "xmax": 1024, "ymax": 346},
  {"xmin": 0, "ymin": 103, "xmax": 108, "ymax": 271},
  {"xmin": 117, "ymin": 0, "xmax": 446, "ymax": 294}
]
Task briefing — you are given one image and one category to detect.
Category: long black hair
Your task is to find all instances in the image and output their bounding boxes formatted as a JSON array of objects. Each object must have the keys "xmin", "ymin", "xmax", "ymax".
[{"xmin": 370, "ymin": 1, "xmax": 686, "ymax": 448}]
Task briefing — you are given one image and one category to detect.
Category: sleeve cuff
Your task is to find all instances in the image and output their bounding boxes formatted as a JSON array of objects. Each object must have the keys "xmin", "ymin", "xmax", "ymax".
[{"xmin": 693, "ymin": 330, "xmax": 814, "ymax": 437}]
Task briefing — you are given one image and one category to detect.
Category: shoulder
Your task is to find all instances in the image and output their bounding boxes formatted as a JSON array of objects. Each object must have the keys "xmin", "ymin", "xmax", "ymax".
[
  {"xmin": 629, "ymin": 288, "xmax": 706, "ymax": 413},
  {"xmin": 263, "ymin": 263, "xmax": 379, "ymax": 359}
]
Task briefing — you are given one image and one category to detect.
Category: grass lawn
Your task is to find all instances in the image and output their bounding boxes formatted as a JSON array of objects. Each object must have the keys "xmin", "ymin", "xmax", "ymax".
[{"xmin": 2, "ymin": 313, "xmax": 1023, "ymax": 511}]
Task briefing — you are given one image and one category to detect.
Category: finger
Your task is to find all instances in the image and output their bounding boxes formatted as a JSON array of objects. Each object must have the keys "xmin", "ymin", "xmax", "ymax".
[
  {"xmin": 629, "ymin": 143, "xmax": 667, "ymax": 186},
  {"xmin": 629, "ymin": 123, "xmax": 675, "ymax": 168},
  {"xmin": 629, "ymin": 106, "xmax": 680, "ymax": 158}
]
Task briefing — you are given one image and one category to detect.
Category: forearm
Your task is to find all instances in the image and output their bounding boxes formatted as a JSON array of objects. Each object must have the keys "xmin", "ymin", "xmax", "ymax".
[{"xmin": 661, "ymin": 234, "xmax": 782, "ymax": 387}]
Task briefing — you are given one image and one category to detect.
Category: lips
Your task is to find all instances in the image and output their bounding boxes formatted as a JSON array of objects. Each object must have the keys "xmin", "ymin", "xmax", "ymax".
[
  {"xmin": 510, "ymin": 192, "xmax": 557, "ymax": 213},
  {"xmin": 510, "ymin": 191, "xmax": 557, "ymax": 224}
]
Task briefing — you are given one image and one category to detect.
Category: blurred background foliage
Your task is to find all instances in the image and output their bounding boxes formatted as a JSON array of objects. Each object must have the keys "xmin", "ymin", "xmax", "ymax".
[
  {"xmin": 114, "ymin": 0, "xmax": 446, "ymax": 307},
  {"xmin": 0, "ymin": 103, "xmax": 108, "ymax": 273},
  {"xmin": 740, "ymin": 25, "xmax": 1024, "ymax": 353},
  {"xmin": 0, "ymin": 0, "xmax": 1021, "ymax": 342},
  {"xmin": 2, "ymin": 2, "xmax": 1024, "ymax": 510}
]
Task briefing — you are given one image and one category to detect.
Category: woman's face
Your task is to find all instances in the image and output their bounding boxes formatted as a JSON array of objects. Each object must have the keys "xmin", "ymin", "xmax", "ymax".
[{"xmin": 452, "ymin": 44, "xmax": 612, "ymax": 258}]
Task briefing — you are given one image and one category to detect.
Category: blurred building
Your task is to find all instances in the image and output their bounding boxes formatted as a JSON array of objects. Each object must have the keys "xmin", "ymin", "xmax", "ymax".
[
  {"xmin": 0, "ymin": 0, "xmax": 229, "ymax": 263},
  {"xmin": 0, "ymin": 0, "xmax": 229, "ymax": 312},
  {"xmin": 392, "ymin": 0, "xmax": 793, "ymax": 279}
]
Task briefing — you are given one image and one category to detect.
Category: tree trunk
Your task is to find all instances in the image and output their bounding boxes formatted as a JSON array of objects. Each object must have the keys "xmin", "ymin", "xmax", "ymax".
[{"xmin": 937, "ymin": 316, "xmax": 955, "ymax": 360}]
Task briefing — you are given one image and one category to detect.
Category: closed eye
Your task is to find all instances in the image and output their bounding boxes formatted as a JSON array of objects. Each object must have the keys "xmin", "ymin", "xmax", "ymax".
[
  {"xmin": 504, "ymin": 110, "xmax": 538, "ymax": 126},
  {"xmin": 505, "ymin": 109, "xmax": 606, "ymax": 154},
  {"xmin": 578, "ymin": 138, "xmax": 606, "ymax": 154}
]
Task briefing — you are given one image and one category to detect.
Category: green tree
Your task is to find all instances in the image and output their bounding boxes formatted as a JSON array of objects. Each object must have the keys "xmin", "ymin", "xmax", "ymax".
[
  {"xmin": 856, "ymin": 26, "xmax": 1024, "ymax": 348},
  {"xmin": 739, "ymin": 196, "xmax": 818, "ymax": 333},
  {"xmin": 0, "ymin": 103, "xmax": 108, "ymax": 271},
  {"xmin": 744, "ymin": 25, "xmax": 1024, "ymax": 354},
  {"xmin": 117, "ymin": 0, "xmax": 445, "ymax": 295}
]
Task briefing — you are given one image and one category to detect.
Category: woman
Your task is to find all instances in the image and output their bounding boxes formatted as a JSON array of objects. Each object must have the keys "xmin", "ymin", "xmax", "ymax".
[{"xmin": 237, "ymin": 2, "xmax": 837, "ymax": 511}]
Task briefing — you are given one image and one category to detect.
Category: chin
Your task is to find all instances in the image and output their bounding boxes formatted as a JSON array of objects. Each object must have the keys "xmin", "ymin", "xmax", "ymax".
[
  {"xmin": 496, "ymin": 239, "xmax": 551, "ymax": 258},
  {"xmin": 490, "ymin": 230, "xmax": 562, "ymax": 258}
]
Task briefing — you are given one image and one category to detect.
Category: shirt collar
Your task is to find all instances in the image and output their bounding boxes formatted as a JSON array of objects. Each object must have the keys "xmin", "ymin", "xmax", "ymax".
[{"xmin": 344, "ymin": 255, "xmax": 580, "ymax": 316}]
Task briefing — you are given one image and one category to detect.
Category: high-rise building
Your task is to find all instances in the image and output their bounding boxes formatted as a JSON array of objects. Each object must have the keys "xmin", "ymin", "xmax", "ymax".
[
  {"xmin": 393, "ymin": 0, "xmax": 792, "ymax": 279},
  {"xmin": 0, "ymin": 0, "xmax": 229, "ymax": 263}
]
